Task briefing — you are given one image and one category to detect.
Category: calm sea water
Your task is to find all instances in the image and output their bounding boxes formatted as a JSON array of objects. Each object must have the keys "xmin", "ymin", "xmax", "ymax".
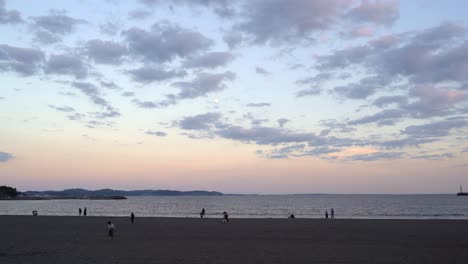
[{"xmin": 1, "ymin": 195, "xmax": 467, "ymax": 219}]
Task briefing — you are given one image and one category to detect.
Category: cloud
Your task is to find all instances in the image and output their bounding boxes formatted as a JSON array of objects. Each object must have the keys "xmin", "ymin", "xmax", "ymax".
[
  {"xmin": 30, "ymin": 9, "xmax": 86, "ymax": 44},
  {"xmin": 349, "ymin": 151, "xmax": 405, "ymax": 161},
  {"xmin": 68, "ymin": 113, "xmax": 85, "ymax": 120},
  {"xmin": 183, "ymin": 52, "xmax": 235, "ymax": 69},
  {"xmin": 255, "ymin": 66, "xmax": 270, "ymax": 75},
  {"xmin": 127, "ymin": 65, "xmax": 186, "ymax": 83},
  {"xmin": 139, "ymin": 0, "xmax": 235, "ymax": 17},
  {"xmin": 85, "ymin": 39, "xmax": 127, "ymax": 64},
  {"xmin": 100, "ymin": 81, "xmax": 120, "ymax": 90},
  {"xmin": 296, "ymin": 87, "xmax": 322, "ymax": 97},
  {"xmin": 0, "ymin": 44, "xmax": 45, "ymax": 75},
  {"xmin": 0, "ymin": 151, "xmax": 14, "ymax": 162},
  {"xmin": 277, "ymin": 118, "xmax": 289, "ymax": 127},
  {"xmin": 223, "ymin": 31, "xmax": 244, "ymax": 49},
  {"xmin": 171, "ymin": 71, "xmax": 236, "ymax": 99},
  {"xmin": 0, "ymin": 0, "xmax": 22, "ymax": 24},
  {"xmin": 246, "ymin": 102, "xmax": 271, "ymax": 107},
  {"xmin": 333, "ymin": 75, "xmax": 393, "ymax": 100},
  {"xmin": 124, "ymin": 21, "xmax": 213, "ymax": 63},
  {"xmin": 235, "ymin": 0, "xmax": 352, "ymax": 45},
  {"xmin": 121, "ymin": 91, "xmax": 135, "ymax": 97},
  {"xmin": 45, "ymin": 54, "xmax": 88, "ymax": 78},
  {"xmin": 177, "ymin": 112, "xmax": 222, "ymax": 130},
  {"xmin": 99, "ymin": 21, "xmax": 121, "ymax": 35},
  {"xmin": 373, "ymin": 95, "xmax": 408, "ymax": 107},
  {"xmin": 146, "ymin": 131, "xmax": 167, "ymax": 137},
  {"xmin": 346, "ymin": 0, "xmax": 399, "ymax": 26},
  {"xmin": 92, "ymin": 106, "xmax": 121, "ymax": 119},
  {"xmin": 48, "ymin": 105, "xmax": 75, "ymax": 112},
  {"xmin": 403, "ymin": 119, "xmax": 468, "ymax": 138},
  {"xmin": 411, "ymin": 153, "xmax": 454, "ymax": 160},
  {"xmin": 71, "ymin": 82, "xmax": 109, "ymax": 107},
  {"xmin": 348, "ymin": 108, "xmax": 406, "ymax": 125},
  {"xmin": 216, "ymin": 125, "xmax": 318, "ymax": 145},
  {"xmin": 342, "ymin": 26, "xmax": 375, "ymax": 39},
  {"xmin": 128, "ymin": 9, "xmax": 153, "ymax": 20}
]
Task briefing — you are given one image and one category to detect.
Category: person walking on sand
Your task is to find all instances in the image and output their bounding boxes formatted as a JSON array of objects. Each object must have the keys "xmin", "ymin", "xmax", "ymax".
[
  {"xmin": 79, "ymin": 208, "xmax": 82, "ymax": 216},
  {"xmin": 331, "ymin": 208, "xmax": 334, "ymax": 219},
  {"xmin": 107, "ymin": 221, "xmax": 115, "ymax": 240},
  {"xmin": 200, "ymin": 208, "xmax": 205, "ymax": 219},
  {"xmin": 325, "ymin": 211, "xmax": 329, "ymax": 219},
  {"xmin": 222, "ymin": 211, "xmax": 229, "ymax": 223},
  {"xmin": 131, "ymin": 212, "xmax": 135, "ymax": 224},
  {"xmin": 84, "ymin": 207, "xmax": 87, "ymax": 216},
  {"xmin": 288, "ymin": 213, "xmax": 295, "ymax": 219}
]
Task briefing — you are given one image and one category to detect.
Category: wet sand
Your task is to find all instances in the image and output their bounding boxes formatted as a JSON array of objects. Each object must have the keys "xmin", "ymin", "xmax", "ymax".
[{"xmin": 1, "ymin": 216, "xmax": 467, "ymax": 263}]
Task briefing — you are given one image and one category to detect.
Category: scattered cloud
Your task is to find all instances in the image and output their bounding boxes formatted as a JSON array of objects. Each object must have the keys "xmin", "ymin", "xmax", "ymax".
[
  {"xmin": 246, "ymin": 102, "xmax": 271, "ymax": 107},
  {"xmin": 0, "ymin": 44, "xmax": 45, "ymax": 75},
  {"xmin": 124, "ymin": 21, "xmax": 213, "ymax": 63},
  {"xmin": 348, "ymin": 151, "xmax": 405, "ymax": 161},
  {"xmin": 255, "ymin": 66, "xmax": 270, "ymax": 75},
  {"xmin": 30, "ymin": 9, "xmax": 87, "ymax": 44},
  {"xmin": 346, "ymin": 0, "xmax": 399, "ymax": 26},
  {"xmin": 277, "ymin": 118, "xmax": 289, "ymax": 127},
  {"xmin": 146, "ymin": 131, "xmax": 167, "ymax": 136},
  {"xmin": 0, "ymin": 151, "xmax": 14, "ymax": 162},
  {"xmin": 48, "ymin": 105, "xmax": 75, "ymax": 112},
  {"xmin": 183, "ymin": 52, "xmax": 235, "ymax": 69},
  {"xmin": 0, "ymin": 0, "xmax": 22, "ymax": 24},
  {"xmin": 45, "ymin": 54, "xmax": 88, "ymax": 78},
  {"xmin": 127, "ymin": 65, "xmax": 186, "ymax": 83},
  {"xmin": 85, "ymin": 39, "xmax": 127, "ymax": 64}
]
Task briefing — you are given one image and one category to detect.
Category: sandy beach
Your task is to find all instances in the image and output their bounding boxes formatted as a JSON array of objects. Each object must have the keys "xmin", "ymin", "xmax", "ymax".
[{"xmin": 0, "ymin": 216, "xmax": 467, "ymax": 263}]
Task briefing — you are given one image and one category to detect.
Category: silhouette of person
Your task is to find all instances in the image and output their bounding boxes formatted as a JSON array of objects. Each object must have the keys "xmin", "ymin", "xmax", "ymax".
[
  {"xmin": 331, "ymin": 208, "xmax": 334, "ymax": 219},
  {"xmin": 107, "ymin": 221, "xmax": 115, "ymax": 240},
  {"xmin": 84, "ymin": 207, "xmax": 87, "ymax": 216},
  {"xmin": 200, "ymin": 208, "xmax": 205, "ymax": 218},
  {"xmin": 32, "ymin": 210, "xmax": 38, "ymax": 216},
  {"xmin": 222, "ymin": 211, "xmax": 229, "ymax": 223},
  {"xmin": 288, "ymin": 213, "xmax": 295, "ymax": 219},
  {"xmin": 131, "ymin": 212, "xmax": 135, "ymax": 224},
  {"xmin": 325, "ymin": 211, "xmax": 329, "ymax": 219},
  {"xmin": 79, "ymin": 208, "xmax": 82, "ymax": 216}
]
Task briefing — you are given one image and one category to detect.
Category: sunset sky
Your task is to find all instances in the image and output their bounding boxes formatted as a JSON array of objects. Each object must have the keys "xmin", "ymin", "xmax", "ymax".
[{"xmin": 1, "ymin": 0, "xmax": 468, "ymax": 194}]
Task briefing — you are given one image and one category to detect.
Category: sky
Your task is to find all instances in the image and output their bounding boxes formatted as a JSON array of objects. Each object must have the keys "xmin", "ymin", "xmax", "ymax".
[{"xmin": 0, "ymin": 0, "xmax": 468, "ymax": 194}]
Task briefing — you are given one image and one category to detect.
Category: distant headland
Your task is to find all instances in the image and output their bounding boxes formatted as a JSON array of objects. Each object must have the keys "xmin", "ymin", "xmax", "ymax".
[{"xmin": 0, "ymin": 186, "xmax": 223, "ymax": 200}]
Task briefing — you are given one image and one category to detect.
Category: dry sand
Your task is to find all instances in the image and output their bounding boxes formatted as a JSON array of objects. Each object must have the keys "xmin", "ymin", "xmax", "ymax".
[{"xmin": 1, "ymin": 215, "xmax": 468, "ymax": 263}]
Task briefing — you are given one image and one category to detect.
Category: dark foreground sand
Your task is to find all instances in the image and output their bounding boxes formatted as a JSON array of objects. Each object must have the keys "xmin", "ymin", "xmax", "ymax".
[{"xmin": 1, "ymin": 216, "xmax": 468, "ymax": 264}]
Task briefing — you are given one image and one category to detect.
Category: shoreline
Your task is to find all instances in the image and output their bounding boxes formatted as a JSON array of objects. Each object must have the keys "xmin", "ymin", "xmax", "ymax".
[{"xmin": 1, "ymin": 214, "xmax": 468, "ymax": 220}]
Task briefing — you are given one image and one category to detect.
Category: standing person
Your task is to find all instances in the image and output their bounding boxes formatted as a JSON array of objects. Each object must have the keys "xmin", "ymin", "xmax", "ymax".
[
  {"xmin": 325, "ymin": 211, "xmax": 329, "ymax": 219},
  {"xmin": 331, "ymin": 208, "xmax": 334, "ymax": 219},
  {"xmin": 107, "ymin": 221, "xmax": 115, "ymax": 240},
  {"xmin": 131, "ymin": 212, "xmax": 135, "ymax": 224},
  {"xmin": 222, "ymin": 211, "xmax": 229, "ymax": 223},
  {"xmin": 200, "ymin": 208, "xmax": 205, "ymax": 219},
  {"xmin": 84, "ymin": 208, "xmax": 87, "ymax": 216},
  {"xmin": 79, "ymin": 208, "xmax": 82, "ymax": 216}
]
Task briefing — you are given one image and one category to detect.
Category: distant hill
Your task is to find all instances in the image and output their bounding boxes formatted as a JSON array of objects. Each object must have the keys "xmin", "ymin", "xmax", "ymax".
[{"xmin": 22, "ymin": 188, "xmax": 223, "ymax": 197}]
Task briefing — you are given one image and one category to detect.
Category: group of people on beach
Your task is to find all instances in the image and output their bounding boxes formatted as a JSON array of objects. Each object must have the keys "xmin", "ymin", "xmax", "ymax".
[
  {"xmin": 325, "ymin": 208, "xmax": 335, "ymax": 219},
  {"xmin": 78, "ymin": 207, "xmax": 87, "ymax": 216}
]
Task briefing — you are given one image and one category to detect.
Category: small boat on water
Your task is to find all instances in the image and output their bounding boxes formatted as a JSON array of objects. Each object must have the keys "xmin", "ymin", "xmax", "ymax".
[{"xmin": 457, "ymin": 185, "xmax": 468, "ymax": 196}]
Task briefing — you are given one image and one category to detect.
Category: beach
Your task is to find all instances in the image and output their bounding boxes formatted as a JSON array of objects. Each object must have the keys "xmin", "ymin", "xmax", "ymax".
[{"xmin": 1, "ymin": 216, "xmax": 467, "ymax": 263}]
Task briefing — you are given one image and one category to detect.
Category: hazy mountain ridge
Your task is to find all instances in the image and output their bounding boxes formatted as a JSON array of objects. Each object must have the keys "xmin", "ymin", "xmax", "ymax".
[{"xmin": 22, "ymin": 188, "xmax": 224, "ymax": 197}]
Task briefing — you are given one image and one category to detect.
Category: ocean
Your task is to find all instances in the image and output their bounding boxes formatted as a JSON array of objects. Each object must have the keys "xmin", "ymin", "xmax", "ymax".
[{"xmin": 1, "ymin": 194, "xmax": 467, "ymax": 219}]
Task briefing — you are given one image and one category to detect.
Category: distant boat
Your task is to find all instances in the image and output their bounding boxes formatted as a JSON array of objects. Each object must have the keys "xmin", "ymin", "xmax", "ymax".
[{"xmin": 457, "ymin": 185, "xmax": 468, "ymax": 196}]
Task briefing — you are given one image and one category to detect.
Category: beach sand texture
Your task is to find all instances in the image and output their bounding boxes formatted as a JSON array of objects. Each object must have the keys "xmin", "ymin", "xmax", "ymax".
[{"xmin": 1, "ymin": 216, "xmax": 468, "ymax": 263}]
